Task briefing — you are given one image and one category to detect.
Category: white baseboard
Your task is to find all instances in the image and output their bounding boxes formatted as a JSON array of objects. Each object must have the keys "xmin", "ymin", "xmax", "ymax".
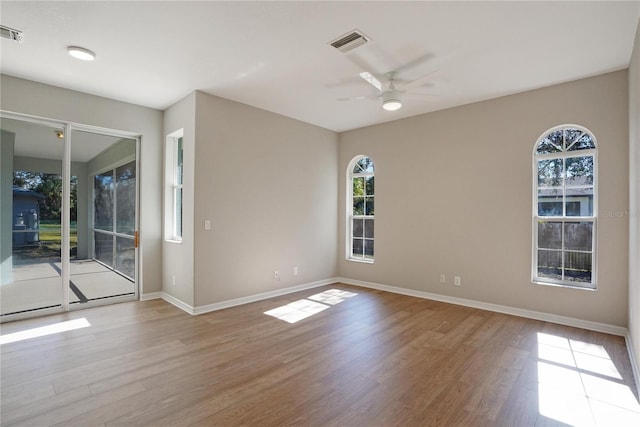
[
  {"xmin": 156, "ymin": 278, "xmax": 338, "ymax": 316},
  {"xmin": 156, "ymin": 276, "xmax": 628, "ymax": 337},
  {"xmin": 161, "ymin": 292, "xmax": 196, "ymax": 315},
  {"xmin": 336, "ymin": 277, "xmax": 629, "ymax": 337},
  {"xmin": 193, "ymin": 278, "xmax": 337, "ymax": 315},
  {"xmin": 625, "ymin": 332, "xmax": 640, "ymax": 397},
  {"xmin": 140, "ymin": 292, "xmax": 163, "ymax": 301}
]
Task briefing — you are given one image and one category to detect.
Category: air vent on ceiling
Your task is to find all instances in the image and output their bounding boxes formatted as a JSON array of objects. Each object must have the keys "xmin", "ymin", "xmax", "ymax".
[
  {"xmin": 0, "ymin": 25, "xmax": 24, "ymax": 43},
  {"xmin": 329, "ymin": 30, "xmax": 369, "ymax": 53}
]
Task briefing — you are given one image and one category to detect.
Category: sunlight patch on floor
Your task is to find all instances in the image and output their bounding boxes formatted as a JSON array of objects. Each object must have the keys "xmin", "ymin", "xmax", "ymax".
[
  {"xmin": 0, "ymin": 317, "xmax": 91, "ymax": 345},
  {"xmin": 264, "ymin": 289, "xmax": 358, "ymax": 324},
  {"xmin": 536, "ymin": 332, "xmax": 640, "ymax": 426},
  {"xmin": 307, "ymin": 289, "xmax": 358, "ymax": 305}
]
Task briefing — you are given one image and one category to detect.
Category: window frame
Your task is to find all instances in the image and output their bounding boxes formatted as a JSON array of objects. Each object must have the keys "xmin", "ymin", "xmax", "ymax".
[
  {"xmin": 165, "ymin": 130, "xmax": 184, "ymax": 243},
  {"xmin": 346, "ymin": 155, "xmax": 375, "ymax": 263},
  {"xmin": 532, "ymin": 125, "xmax": 598, "ymax": 290}
]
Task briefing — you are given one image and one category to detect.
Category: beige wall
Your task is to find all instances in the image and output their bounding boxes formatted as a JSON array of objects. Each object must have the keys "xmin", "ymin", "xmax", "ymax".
[
  {"xmin": 162, "ymin": 92, "xmax": 196, "ymax": 306},
  {"xmin": 0, "ymin": 75, "xmax": 164, "ymax": 295},
  {"xmin": 339, "ymin": 71, "xmax": 629, "ymax": 327},
  {"xmin": 628, "ymin": 19, "xmax": 640, "ymax": 378},
  {"xmin": 192, "ymin": 91, "xmax": 338, "ymax": 307}
]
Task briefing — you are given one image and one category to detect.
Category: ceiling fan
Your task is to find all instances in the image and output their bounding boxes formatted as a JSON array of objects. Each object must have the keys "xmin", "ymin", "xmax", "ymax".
[{"xmin": 342, "ymin": 69, "xmax": 440, "ymax": 111}]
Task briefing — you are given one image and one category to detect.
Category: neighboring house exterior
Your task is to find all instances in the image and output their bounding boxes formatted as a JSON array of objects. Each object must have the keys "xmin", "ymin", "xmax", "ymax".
[{"xmin": 12, "ymin": 186, "xmax": 44, "ymax": 246}]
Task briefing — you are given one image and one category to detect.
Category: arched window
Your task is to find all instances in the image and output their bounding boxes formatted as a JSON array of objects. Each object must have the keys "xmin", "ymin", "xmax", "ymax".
[
  {"xmin": 533, "ymin": 125, "xmax": 597, "ymax": 289},
  {"xmin": 348, "ymin": 156, "xmax": 375, "ymax": 262}
]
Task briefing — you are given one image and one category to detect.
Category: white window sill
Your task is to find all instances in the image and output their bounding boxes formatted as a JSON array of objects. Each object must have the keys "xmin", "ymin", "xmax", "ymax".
[
  {"xmin": 347, "ymin": 258, "xmax": 374, "ymax": 264},
  {"xmin": 165, "ymin": 239, "xmax": 183, "ymax": 244},
  {"xmin": 532, "ymin": 280, "xmax": 596, "ymax": 291}
]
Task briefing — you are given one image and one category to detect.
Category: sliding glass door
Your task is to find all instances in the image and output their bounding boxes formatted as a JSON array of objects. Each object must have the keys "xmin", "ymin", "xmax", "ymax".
[
  {"xmin": 0, "ymin": 117, "xmax": 65, "ymax": 317},
  {"xmin": 0, "ymin": 114, "xmax": 139, "ymax": 321},
  {"xmin": 68, "ymin": 129, "xmax": 137, "ymax": 306}
]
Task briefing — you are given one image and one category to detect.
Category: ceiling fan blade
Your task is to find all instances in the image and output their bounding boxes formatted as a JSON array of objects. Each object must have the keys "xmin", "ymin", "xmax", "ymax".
[
  {"xmin": 337, "ymin": 95, "xmax": 372, "ymax": 102},
  {"xmin": 359, "ymin": 72, "xmax": 383, "ymax": 92},
  {"xmin": 405, "ymin": 91, "xmax": 440, "ymax": 97},
  {"xmin": 404, "ymin": 70, "xmax": 441, "ymax": 91},
  {"xmin": 396, "ymin": 53, "xmax": 436, "ymax": 75}
]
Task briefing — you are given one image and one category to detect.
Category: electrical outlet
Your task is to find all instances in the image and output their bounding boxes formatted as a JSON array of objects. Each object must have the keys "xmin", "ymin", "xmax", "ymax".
[
  {"xmin": 204, "ymin": 220, "xmax": 211, "ymax": 230},
  {"xmin": 454, "ymin": 276, "xmax": 461, "ymax": 286},
  {"xmin": 172, "ymin": 275, "xmax": 176, "ymax": 286},
  {"xmin": 440, "ymin": 274, "xmax": 446, "ymax": 284},
  {"xmin": 274, "ymin": 270, "xmax": 280, "ymax": 280},
  {"xmin": 293, "ymin": 266, "xmax": 298, "ymax": 276}
]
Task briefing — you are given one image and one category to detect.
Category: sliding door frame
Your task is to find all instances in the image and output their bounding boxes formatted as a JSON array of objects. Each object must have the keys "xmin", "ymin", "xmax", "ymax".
[{"xmin": 0, "ymin": 110, "xmax": 142, "ymax": 321}]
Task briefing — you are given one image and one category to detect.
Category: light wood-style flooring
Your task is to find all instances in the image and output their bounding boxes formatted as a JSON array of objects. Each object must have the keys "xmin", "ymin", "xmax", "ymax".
[{"xmin": 1, "ymin": 284, "xmax": 638, "ymax": 426}]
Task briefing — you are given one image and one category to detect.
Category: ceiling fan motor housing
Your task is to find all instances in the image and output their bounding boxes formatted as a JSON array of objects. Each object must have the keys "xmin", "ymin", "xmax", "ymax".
[{"xmin": 382, "ymin": 90, "xmax": 400, "ymax": 103}]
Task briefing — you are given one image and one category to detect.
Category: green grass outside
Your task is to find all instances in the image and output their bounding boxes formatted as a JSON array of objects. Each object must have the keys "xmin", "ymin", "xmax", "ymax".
[{"xmin": 38, "ymin": 223, "xmax": 78, "ymax": 246}]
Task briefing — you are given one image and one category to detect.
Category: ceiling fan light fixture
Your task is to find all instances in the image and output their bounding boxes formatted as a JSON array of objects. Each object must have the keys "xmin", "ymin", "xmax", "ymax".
[
  {"xmin": 382, "ymin": 91, "xmax": 402, "ymax": 111},
  {"xmin": 67, "ymin": 46, "xmax": 96, "ymax": 61},
  {"xmin": 383, "ymin": 99, "xmax": 402, "ymax": 111}
]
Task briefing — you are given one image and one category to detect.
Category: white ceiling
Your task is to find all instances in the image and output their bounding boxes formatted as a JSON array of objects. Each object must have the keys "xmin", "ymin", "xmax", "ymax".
[{"xmin": 1, "ymin": 1, "xmax": 639, "ymax": 132}]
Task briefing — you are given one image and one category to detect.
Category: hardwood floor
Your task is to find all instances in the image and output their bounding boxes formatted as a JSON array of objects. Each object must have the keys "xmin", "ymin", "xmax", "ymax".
[{"xmin": 1, "ymin": 284, "xmax": 638, "ymax": 426}]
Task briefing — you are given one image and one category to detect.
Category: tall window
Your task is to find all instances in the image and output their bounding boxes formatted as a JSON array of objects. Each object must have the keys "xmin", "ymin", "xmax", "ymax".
[
  {"xmin": 173, "ymin": 136, "xmax": 183, "ymax": 239},
  {"xmin": 533, "ymin": 126, "xmax": 597, "ymax": 289},
  {"xmin": 348, "ymin": 156, "xmax": 374, "ymax": 262},
  {"xmin": 165, "ymin": 130, "xmax": 183, "ymax": 242}
]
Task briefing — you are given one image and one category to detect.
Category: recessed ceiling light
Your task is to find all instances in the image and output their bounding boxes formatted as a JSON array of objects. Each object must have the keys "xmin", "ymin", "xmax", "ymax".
[
  {"xmin": 55, "ymin": 130, "xmax": 64, "ymax": 139},
  {"xmin": 67, "ymin": 46, "xmax": 95, "ymax": 61}
]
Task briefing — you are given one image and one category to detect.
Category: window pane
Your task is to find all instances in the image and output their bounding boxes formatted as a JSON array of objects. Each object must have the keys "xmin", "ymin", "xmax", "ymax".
[
  {"xmin": 538, "ymin": 188, "xmax": 563, "ymax": 216},
  {"xmin": 365, "ymin": 176, "xmax": 375, "ymax": 196},
  {"xmin": 538, "ymin": 159, "xmax": 563, "ymax": 187},
  {"xmin": 353, "ymin": 157, "xmax": 374, "ymax": 174},
  {"xmin": 566, "ymin": 187, "xmax": 593, "ymax": 216},
  {"xmin": 565, "ymin": 156, "xmax": 593, "ymax": 186},
  {"xmin": 115, "ymin": 236, "xmax": 135, "ymax": 279},
  {"xmin": 353, "ymin": 177, "xmax": 364, "ymax": 197},
  {"xmin": 176, "ymin": 137, "xmax": 183, "ymax": 185},
  {"xmin": 564, "ymin": 128, "xmax": 583, "ymax": 150},
  {"xmin": 364, "ymin": 219, "xmax": 374, "ymax": 238},
  {"xmin": 175, "ymin": 187, "xmax": 182, "ymax": 238},
  {"xmin": 567, "ymin": 133, "xmax": 595, "ymax": 151},
  {"xmin": 116, "ymin": 161, "xmax": 136, "ymax": 235},
  {"xmin": 94, "ymin": 232, "xmax": 113, "ymax": 267},
  {"xmin": 536, "ymin": 131, "xmax": 563, "ymax": 154},
  {"xmin": 564, "ymin": 251, "xmax": 592, "ymax": 283},
  {"xmin": 352, "ymin": 218, "xmax": 363, "ymax": 238},
  {"xmin": 365, "ymin": 196, "xmax": 374, "ymax": 215},
  {"xmin": 364, "ymin": 239, "xmax": 374, "ymax": 258},
  {"xmin": 94, "ymin": 172, "xmax": 113, "ymax": 231},
  {"xmin": 538, "ymin": 221, "xmax": 562, "ymax": 249},
  {"xmin": 352, "ymin": 238, "xmax": 363, "ymax": 257},
  {"xmin": 537, "ymin": 250, "xmax": 562, "ymax": 281},
  {"xmin": 564, "ymin": 222, "xmax": 593, "ymax": 251},
  {"xmin": 353, "ymin": 197, "xmax": 364, "ymax": 215}
]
